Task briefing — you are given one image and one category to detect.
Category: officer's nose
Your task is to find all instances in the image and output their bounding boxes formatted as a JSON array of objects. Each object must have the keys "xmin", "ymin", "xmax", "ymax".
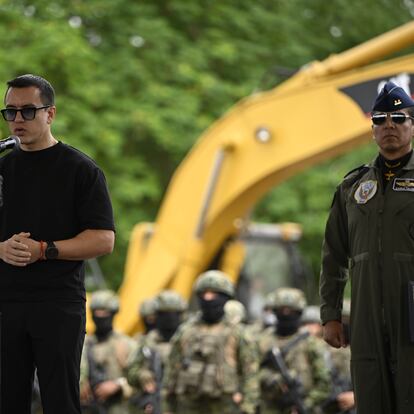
[{"xmin": 384, "ymin": 113, "xmax": 395, "ymax": 128}]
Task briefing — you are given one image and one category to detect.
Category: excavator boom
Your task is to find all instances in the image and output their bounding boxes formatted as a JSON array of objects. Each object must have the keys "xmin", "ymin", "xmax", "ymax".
[{"xmin": 116, "ymin": 22, "xmax": 414, "ymax": 334}]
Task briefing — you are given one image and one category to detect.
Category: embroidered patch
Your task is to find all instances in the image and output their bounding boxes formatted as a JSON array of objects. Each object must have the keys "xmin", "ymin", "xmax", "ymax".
[
  {"xmin": 354, "ymin": 180, "xmax": 377, "ymax": 204},
  {"xmin": 393, "ymin": 178, "xmax": 414, "ymax": 192}
]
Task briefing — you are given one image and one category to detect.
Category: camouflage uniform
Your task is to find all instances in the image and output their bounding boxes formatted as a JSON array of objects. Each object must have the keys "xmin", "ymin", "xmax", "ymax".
[
  {"xmin": 127, "ymin": 290, "xmax": 187, "ymax": 413},
  {"xmin": 163, "ymin": 270, "xmax": 260, "ymax": 414},
  {"xmin": 133, "ymin": 297, "xmax": 158, "ymax": 345},
  {"xmin": 128, "ymin": 291, "xmax": 187, "ymax": 385},
  {"xmin": 324, "ymin": 299, "xmax": 355, "ymax": 414},
  {"xmin": 80, "ymin": 290, "xmax": 137, "ymax": 414},
  {"xmin": 258, "ymin": 288, "xmax": 331, "ymax": 414}
]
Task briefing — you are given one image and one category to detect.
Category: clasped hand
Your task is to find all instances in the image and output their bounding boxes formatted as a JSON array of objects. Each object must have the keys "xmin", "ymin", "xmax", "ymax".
[{"xmin": 0, "ymin": 232, "xmax": 40, "ymax": 266}]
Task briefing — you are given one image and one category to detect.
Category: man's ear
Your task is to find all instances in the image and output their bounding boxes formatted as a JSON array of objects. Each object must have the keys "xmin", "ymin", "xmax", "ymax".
[{"xmin": 46, "ymin": 106, "xmax": 56, "ymax": 124}]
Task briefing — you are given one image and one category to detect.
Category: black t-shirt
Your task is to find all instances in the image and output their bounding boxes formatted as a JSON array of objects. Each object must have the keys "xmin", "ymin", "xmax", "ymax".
[{"xmin": 0, "ymin": 142, "xmax": 115, "ymax": 301}]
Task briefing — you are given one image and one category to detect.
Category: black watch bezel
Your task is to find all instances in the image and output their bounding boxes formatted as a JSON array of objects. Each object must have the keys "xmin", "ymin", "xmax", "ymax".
[{"xmin": 45, "ymin": 241, "xmax": 59, "ymax": 260}]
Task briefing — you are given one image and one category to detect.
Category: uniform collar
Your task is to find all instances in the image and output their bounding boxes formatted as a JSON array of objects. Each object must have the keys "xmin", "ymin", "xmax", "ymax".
[{"xmin": 369, "ymin": 150, "xmax": 414, "ymax": 170}]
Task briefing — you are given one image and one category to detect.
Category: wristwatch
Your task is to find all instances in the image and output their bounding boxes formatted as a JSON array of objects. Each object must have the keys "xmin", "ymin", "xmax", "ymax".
[{"xmin": 45, "ymin": 241, "xmax": 59, "ymax": 260}]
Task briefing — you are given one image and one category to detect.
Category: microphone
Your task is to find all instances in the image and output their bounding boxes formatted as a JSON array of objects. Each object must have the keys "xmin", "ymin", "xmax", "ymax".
[{"xmin": 0, "ymin": 136, "xmax": 20, "ymax": 154}]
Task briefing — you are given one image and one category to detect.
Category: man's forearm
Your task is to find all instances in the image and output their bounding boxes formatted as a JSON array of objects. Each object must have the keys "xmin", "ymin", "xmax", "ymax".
[{"xmin": 53, "ymin": 229, "xmax": 115, "ymax": 260}]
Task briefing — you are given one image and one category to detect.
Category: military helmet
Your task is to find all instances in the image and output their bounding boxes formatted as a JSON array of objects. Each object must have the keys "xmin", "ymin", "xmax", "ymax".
[
  {"xmin": 224, "ymin": 300, "xmax": 246, "ymax": 324},
  {"xmin": 155, "ymin": 290, "xmax": 187, "ymax": 312},
  {"xmin": 301, "ymin": 305, "xmax": 321, "ymax": 324},
  {"xmin": 268, "ymin": 287, "xmax": 307, "ymax": 311},
  {"xmin": 194, "ymin": 270, "xmax": 235, "ymax": 297},
  {"xmin": 139, "ymin": 298, "xmax": 158, "ymax": 317},
  {"xmin": 90, "ymin": 289, "xmax": 119, "ymax": 313},
  {"xmin": 263, "ymin": 291, "xmax": 277, "ymax": 310}
]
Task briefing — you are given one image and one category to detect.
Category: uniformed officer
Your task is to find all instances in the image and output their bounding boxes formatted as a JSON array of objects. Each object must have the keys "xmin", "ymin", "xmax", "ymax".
[
  {"xmin": 163, "ymin": 270, "xmax": 260, "ymax": 414},
  {"xmin": 258, "ymin": 287, "xmax": 331, "ymax": 414},
  {"xmin": 80, "ymin": 290, "xmax": 137, "ymax": 414},
  {"xmin": 320, "ymin": 81, "xmax": 414, "ymax": 413},
  {"xmin": 127, "ymin": 290, "xmax": 187, "ymax": 413}
]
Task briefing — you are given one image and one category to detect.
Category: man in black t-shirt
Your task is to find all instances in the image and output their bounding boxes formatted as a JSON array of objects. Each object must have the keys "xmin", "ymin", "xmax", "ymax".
[{"xmin": 0, "ymin": 74, "xmax": 115, "ymax": 414}]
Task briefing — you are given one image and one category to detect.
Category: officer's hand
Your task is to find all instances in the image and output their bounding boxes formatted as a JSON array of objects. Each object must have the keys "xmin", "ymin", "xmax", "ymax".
[
  {"xmin": 337, "ymin": 391, "xmax": 355, "ymax": 410},
  {"xmin": 94, "ymin": 380, "xmax": 121, "ymax": 401},
  {"xmin": 323, "ymin": 320, "xmax": 347, "ymax": 348},
  {"xmin": 0, "ymin": 232, "xmax": 31, "ymax": 266}
]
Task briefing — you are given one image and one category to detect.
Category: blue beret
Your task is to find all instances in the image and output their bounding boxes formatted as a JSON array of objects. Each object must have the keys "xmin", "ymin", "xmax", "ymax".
[{"xmin": 372, "ymin": 81, "xmax": 414, "ymax": 112}]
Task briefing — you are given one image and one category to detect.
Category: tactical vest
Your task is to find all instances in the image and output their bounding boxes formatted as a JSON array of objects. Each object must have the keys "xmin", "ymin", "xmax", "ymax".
[{"xmin": 175, "ymin": 321, "xmax": 239, "ymax": 397}]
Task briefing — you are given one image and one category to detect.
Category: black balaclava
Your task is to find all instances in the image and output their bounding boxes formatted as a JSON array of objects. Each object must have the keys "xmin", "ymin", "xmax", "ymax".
[
  {"xmin": 156, "ymin": 311, "xmax": 182, "ymax": 341},
  {"xmin": 198, "ymin": 292, "xmax": 230, "ymax": 324},
  {"xmin": 275, "ymin": 309, "xmax": 302, "ymax": 337},
  {"xmin": 93, "ymin": 313, "xmax": 114, "ymax": 341}
]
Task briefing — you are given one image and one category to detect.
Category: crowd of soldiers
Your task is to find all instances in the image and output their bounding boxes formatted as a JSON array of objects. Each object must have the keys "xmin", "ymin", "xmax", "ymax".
[{"xmin": 32, "ymin": 270, "xmax": 355, "ymax": 413}]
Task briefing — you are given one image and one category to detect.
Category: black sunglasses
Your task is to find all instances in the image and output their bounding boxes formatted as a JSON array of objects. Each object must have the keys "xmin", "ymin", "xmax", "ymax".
[
  {"xmin": 0, "ymin": 105, "xmax": 51, "ymax": 121},
  {"xmin": 371, "ymin": 112, "xmax": 414, "ymax": 126}
]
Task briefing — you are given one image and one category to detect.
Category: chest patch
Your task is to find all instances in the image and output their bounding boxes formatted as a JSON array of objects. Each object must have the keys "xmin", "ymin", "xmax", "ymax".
[
  {"xmin": 392, "ymin": 178, "xmax": 414, "ymax": 192},
  {"xmin": 354, "ymin": 180, "xmax": 377, "ymax": 204}
]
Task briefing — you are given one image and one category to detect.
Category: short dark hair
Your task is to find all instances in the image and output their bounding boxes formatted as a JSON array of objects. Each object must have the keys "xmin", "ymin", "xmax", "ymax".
[{"xmin": 5, "ymin": 74, "xmax": 55, "ymax": 105}]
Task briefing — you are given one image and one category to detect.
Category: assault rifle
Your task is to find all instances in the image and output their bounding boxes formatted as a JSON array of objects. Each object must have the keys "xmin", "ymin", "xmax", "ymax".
[
  {"xmin": 320, "ymin": 365, "xmax": 355, "ymax": 414},
  {"xmin": 129, "ymin": 346, "xmax": 162, "ymax": 414},
  {"xmin": 261, "ymin": 332, "xmax": 310, "ymax": 414},
  {"xmin": 86, "ymin": 342, "xmax": 122, "ymax": 414},
  {"xmin": 267, "ymin": 346, "xmax": 308, "ymax": 414}
]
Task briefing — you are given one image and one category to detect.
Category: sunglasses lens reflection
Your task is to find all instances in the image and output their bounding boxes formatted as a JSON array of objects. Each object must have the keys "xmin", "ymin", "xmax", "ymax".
[{"xmin": 371, "ymin": 113, "xmax": 409, "ymax": 125}]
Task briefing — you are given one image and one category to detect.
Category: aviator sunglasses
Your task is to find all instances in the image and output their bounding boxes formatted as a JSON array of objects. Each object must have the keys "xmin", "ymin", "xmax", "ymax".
[
  {"xmin": 371, "ymin": 112, "xmax": 414, "ymax": 126},
  {"xmin": 0, "ymin": 105, "xmax": 51, "ymax": 121}
]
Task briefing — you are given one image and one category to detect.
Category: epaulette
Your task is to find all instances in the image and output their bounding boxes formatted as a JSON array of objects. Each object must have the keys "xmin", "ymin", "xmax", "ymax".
[{"xmin": 343, "ymin": 164, "xmax": 370, "ymax": 186}]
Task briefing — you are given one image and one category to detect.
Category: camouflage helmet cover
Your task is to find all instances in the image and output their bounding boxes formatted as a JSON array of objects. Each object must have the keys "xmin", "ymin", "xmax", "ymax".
[
  {"xmin": 90, "ymin": 289, "xmax": 119, "ymax": 313},
  {"xmin": 224, "ymin": 299, "xmax": 246, "ymax": 324},
  {"xmin": 139, "ymin": 298, "xmax": 158, "ymax": 317},
  {"xmin": 194, "ymin": 270, "xmax": 235, "ymax": 297},
  {"xmin": 301, "ymin": 305, "xmax": 321, "ymax": 324},
  {"xmin": 268, "ymin": 287, "xmax": 307, "ymax": 311},
  {"xmin": 156, "ymin": 290, "xmax": 187, "ymax": 312}
]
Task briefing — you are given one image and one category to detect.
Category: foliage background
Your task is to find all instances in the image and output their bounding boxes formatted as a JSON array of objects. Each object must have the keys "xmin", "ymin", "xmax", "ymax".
[{"xmin": 0, "ymin": 0, "xmax": 413, "ymax": 290}]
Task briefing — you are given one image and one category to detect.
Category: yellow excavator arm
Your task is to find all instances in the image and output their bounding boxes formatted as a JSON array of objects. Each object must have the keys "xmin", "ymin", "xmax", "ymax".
[{"xmin": 115, "ymin": 22, "xmax": 414, "ymax": 334}]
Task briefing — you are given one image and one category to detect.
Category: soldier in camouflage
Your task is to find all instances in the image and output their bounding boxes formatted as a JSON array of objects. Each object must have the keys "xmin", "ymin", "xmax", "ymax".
[
  {"xmin": 258, "ymin": 287, "xmax": 331, "ymax": 414},
  {"xmin": 324, "ymin": 299, "xmax": 355, "ymax": 414},
  {"xmin": 127, "ymin": 290, "xmax": 187, "ymax": 413},
  {"xmin": 140, "ymin": 298, "xmax": 158, "ymax": 335},
  {"xmin": 80, "ymin": 290, "xmax": 137, "ymax": 414},
  {"xmin": 163, "ymin": 270, "xmax": 260, "ymax": 414}
]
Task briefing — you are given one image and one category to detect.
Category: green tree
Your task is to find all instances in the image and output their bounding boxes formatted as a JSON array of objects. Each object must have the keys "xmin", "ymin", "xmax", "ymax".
[{"xmin": 0, "ymin": 0, "xmax": 412, "ymax": 289}]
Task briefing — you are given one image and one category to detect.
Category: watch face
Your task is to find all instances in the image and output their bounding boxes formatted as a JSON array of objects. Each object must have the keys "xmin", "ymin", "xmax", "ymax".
[{"xmin": 46, "ymin": 243, "xmax": 59, "ymax": 260}]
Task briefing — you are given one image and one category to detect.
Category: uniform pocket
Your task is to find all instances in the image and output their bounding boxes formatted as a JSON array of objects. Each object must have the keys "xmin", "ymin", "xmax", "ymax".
[{"xmin": 175, "ymin": 360, "xmax": 204, "ymax": 395}]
